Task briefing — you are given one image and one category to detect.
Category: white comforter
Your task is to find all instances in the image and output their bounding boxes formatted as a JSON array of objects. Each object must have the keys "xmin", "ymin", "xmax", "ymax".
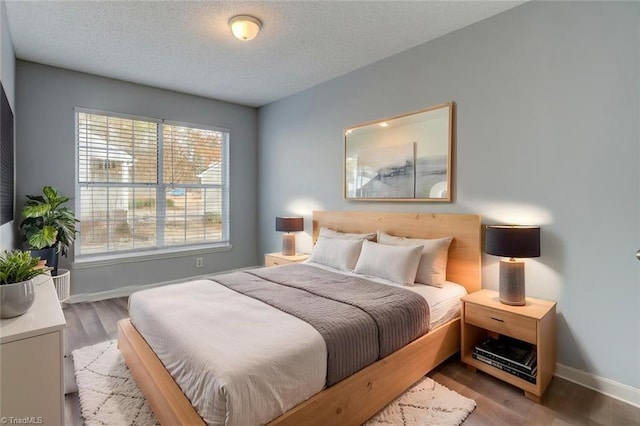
[
  {"xmin": 129, "ymin": 266, "xmax": 466, "ymax": 425},
  {"xmin": 129, "ymin": 279, "xmax": 327, "ymax": 426}
]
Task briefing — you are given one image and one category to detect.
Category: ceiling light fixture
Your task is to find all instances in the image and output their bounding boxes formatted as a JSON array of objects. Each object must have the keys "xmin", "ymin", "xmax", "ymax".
[{"xmin": 229, "ymin": 15, "xmax": 262, "ymax": 41}]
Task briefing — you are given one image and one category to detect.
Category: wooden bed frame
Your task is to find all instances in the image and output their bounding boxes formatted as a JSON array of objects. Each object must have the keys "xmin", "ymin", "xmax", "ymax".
[{"xmin": 118, "ymin": 211, "xmax": 481, "ymax": 425}]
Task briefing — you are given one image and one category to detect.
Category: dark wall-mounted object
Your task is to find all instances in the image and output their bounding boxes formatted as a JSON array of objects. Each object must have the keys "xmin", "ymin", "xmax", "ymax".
[{"xmin": 0, "ymin": 82, "xmax": 14, "ymax": 225}]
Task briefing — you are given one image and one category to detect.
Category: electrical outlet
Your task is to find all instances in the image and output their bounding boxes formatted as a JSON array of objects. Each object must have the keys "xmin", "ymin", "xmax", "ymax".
[{"xmin": 196, "ymin": 257, "xmax": 203, "ymax": 268}]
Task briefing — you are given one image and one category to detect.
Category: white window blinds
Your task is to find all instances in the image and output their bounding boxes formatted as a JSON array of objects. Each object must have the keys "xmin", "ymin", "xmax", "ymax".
[{"xmin": 76, "ymin": 110, "xmax": 229, "ymax": 257}]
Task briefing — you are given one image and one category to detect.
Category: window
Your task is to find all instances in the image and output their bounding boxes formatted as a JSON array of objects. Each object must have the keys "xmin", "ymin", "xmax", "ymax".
[{"xmin": 76, "ymin": 109, "xmax": 229, "ymax": 257}]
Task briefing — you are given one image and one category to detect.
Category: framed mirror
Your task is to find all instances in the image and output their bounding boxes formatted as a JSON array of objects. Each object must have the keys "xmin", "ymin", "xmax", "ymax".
[{"xmin": 344, "ymin": 102, "xmax": 454, "ymax": 202}]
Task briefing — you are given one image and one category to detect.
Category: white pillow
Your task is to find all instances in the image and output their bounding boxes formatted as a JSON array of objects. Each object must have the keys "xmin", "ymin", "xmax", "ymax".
[
  {"xmin": 354, "ymin": 240, "xmax": 423, "ymax": 285},
  {"xmin": 377, "ymin": 231, "xmax": 453, "ymax": 287},
  {"xmin": 308, "ymin": 236, "xmax": 363, "ymax": 271},
  {"xmin": 319, "ymin": 227, "xmax": 376, "ymax": 241}
]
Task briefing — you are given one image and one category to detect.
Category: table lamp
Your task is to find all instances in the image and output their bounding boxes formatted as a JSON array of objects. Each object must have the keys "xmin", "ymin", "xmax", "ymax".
[
  {"xmin": 275, "ymin": 217, "xmax": 304, "ymax": 256},
  {"xmin": 485, "ymin": 225, "xmax": 540, "ymax": 306}
]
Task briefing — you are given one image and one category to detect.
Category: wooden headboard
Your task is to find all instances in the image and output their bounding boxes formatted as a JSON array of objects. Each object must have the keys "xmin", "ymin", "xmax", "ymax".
[{"xmin": 312, "ymin": 211, "xmax": 481, "ymax": 294}]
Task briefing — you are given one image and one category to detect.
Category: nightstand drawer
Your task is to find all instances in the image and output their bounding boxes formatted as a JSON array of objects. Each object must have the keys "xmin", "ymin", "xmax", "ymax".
[
  {"xmin": 265, "ymin": 256, "xmax": 287, "ymax": 266},
  {"xmin": 465, "ymin": 303, "xmax": 537, "ymax": 344}
]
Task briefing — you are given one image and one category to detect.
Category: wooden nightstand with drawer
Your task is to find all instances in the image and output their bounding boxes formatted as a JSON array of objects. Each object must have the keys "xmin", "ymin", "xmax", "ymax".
[
  {"xmin": 461, "ymin": 289, "xmax": 556, "ymax": 403},
  {"xmin": 264, "ymin": 252, "xmax": 310, "ymax": 267}
]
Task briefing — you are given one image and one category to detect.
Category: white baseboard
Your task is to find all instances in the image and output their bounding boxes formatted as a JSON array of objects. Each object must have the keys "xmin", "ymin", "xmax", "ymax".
[
  {"xmin": 69, "ymin": 266, "xmax": 255, "ymax": 303},
  {"xmin": 556, "ymin": 363, "xmax": 640, "ymax": 408}
]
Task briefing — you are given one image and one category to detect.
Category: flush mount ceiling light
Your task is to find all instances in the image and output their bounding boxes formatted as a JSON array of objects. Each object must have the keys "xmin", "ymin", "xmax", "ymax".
[{"xmin": 229, "ymin": 15, "xmax": 262, "ymax": 41}]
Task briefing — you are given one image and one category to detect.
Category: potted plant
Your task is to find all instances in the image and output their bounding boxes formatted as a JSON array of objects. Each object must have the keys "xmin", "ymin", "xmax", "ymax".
[
  {"xmin": 0, "ymin": 250, "xmax": 50, "ymax": 318},
  {"xmin": 19, "ymin": 186, "xmax": 78, "ymax": 275}
]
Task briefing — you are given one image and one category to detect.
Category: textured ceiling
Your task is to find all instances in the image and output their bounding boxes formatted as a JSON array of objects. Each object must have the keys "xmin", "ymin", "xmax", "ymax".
[{"xmin": 5, "ymin": 1, "xmax": 525, "ymax": 107}]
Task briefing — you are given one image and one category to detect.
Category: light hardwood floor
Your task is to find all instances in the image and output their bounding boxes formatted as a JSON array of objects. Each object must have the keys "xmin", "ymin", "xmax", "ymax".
[{"xmin": 63, "ymin": 298, "xmax": 640, "ymax": 426}]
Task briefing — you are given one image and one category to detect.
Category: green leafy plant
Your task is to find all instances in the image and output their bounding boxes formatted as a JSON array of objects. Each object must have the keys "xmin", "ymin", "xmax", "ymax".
[
  {"xmin": 19, "ymin": 186, "xmax": 79, "ymax": 257},
  {"xmin": 0, "ymin": 250, "xmax": 49, "ymax": 285}
]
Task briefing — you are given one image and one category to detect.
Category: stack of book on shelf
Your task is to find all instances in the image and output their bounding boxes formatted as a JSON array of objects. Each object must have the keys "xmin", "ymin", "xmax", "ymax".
[{"xmin": 472, "ymin": 337, "xmax": 537, "ymax": 384}]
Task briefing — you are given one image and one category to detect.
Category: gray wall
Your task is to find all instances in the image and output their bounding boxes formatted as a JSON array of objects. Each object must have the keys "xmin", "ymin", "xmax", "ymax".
[
  {"xmin": 258, "ymin": 2, "xmax": 639, "ymax": 388},
  {"xmin": 16, "ymin": 61, "xmax": 259, "ymax": 295},
  {"xmin": 0, "ymin": 0, "xmax": 15, "ymax": 250}
]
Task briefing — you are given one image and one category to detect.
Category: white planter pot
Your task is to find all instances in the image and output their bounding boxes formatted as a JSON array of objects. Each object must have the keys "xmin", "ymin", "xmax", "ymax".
[
  {"xmin": 52, "ymin": 269, "xmax": 71, "ymax": 302},
  {"xmin": 0, "ymin": 279, "xmax": 36, "ymax": 319}
]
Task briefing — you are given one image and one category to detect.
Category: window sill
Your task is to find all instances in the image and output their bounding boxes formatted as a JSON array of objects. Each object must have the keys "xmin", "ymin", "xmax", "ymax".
[{"xmin": 72, "ymin": 243, "xmax": 232, "ymax": 269}]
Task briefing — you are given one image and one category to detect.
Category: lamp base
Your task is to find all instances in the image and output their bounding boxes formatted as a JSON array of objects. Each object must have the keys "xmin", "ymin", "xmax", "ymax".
[
  {"xmin": 282, "ymin": 233, "xmax": 296, "ymax": 256},
  {"xmin": 499, "ymin": 259, "xmax": 526, "ymax": 306}
]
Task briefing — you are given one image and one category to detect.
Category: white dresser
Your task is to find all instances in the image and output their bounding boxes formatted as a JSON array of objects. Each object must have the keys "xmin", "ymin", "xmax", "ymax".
[{"xmin": 0, "ymin": 275, "xmax": 66, "ymax": 425}]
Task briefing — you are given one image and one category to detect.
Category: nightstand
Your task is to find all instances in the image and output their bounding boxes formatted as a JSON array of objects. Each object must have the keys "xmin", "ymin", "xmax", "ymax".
[
  {"xmin": 264, "ymin": 252, "xmax": 310, "ymax": 267},
  {"xmin": 461, "ymin": 289, "xmax": 556, "ymax": 403}
]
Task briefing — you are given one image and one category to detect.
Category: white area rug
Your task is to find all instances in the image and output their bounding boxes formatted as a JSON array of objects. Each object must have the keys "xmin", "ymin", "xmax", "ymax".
[
  {"xmin": 72, "ymin": 340, "xmax": 158, "ymax": 425},
  {"xmin": 73, "ymin": 340, "xmax": 476, "ymax": 426},
  {"xmin": 363, "ymin": 377, "xmax": 476, "ymax": 425}
]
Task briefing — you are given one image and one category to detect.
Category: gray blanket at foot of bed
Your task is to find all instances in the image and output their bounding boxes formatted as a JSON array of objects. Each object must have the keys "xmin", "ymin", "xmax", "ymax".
[{"xmin": 211, "ymin": 263, "xmax": 430, "ymax": 386}]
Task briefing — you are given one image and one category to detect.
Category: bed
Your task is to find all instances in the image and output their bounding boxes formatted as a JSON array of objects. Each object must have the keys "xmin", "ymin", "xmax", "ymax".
[{"xmin": 117, "ymin": 211, "xmax": 481, "ymax": 425}]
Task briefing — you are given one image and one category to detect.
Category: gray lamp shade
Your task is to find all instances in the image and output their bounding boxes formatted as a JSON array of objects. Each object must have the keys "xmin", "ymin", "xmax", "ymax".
[
  {"xmin": 485, "ymin": 225, "xmax": 540, "ymax": 258},
  {"xmin": 275, "ymin": 217, "xmax": 304, "ymax": 233}
]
